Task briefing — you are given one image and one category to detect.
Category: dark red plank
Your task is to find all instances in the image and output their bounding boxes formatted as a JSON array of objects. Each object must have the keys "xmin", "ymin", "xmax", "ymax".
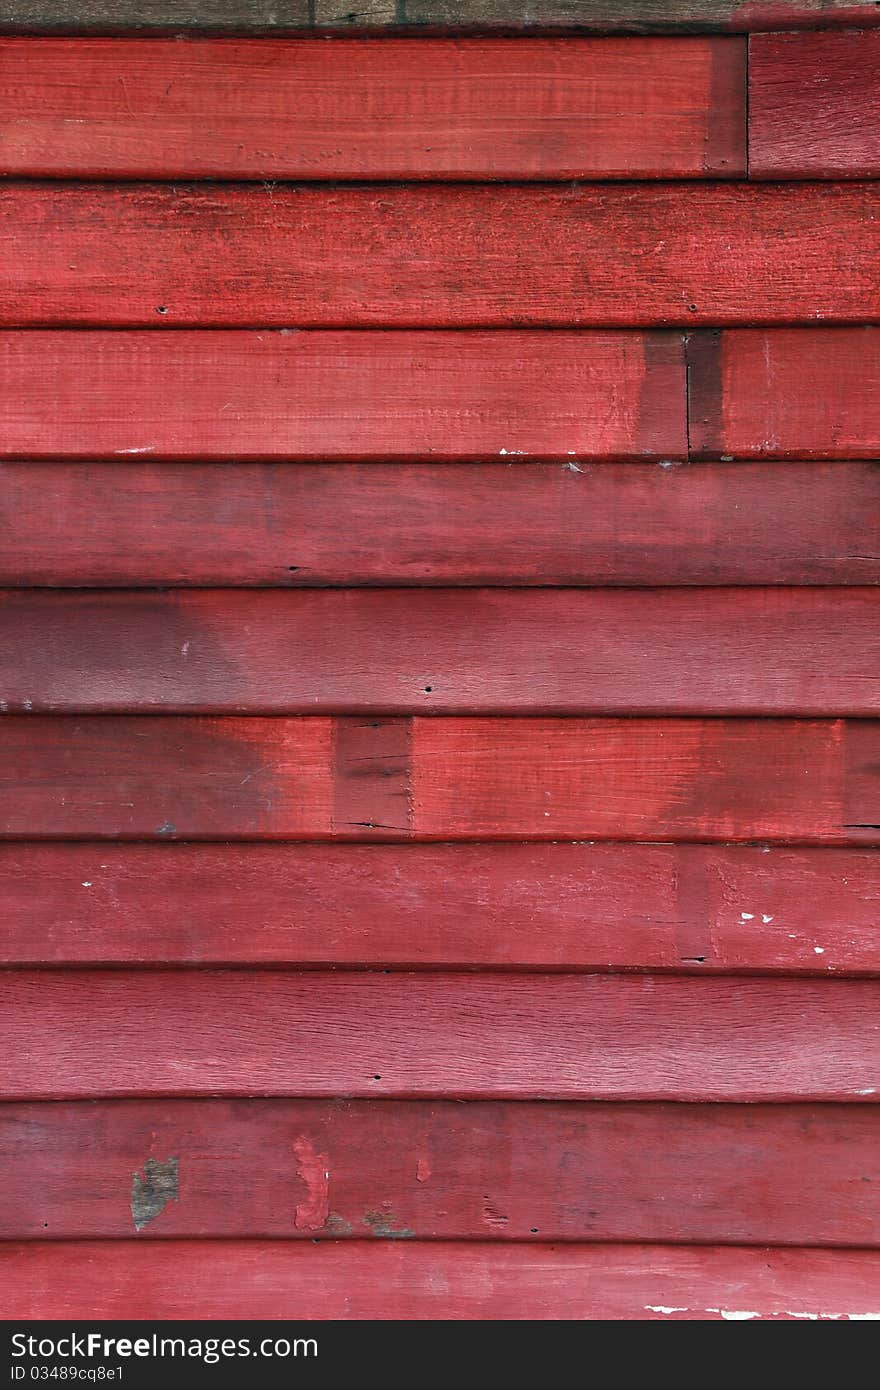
[
  {"xmin": 0, "ymin": 37, "xmax": 745, "ymax": 180},
  {"xmin": 2, "ymin": 588, "xmax": 878, "ymax": 716},
  {"xmin": 1, "ymin": 1, "xmax": 878, "ymax": 34},
  {"xmin": 688, "ymin": 329, "xmax": 880, "ymax": 459},
  {"xmin": 1, "ymin": 460, "xmax": 876, "ymax": 588},
  {"xmin": 749, "ymin": 31, "xmax": 880, "ymax": 178},
  {"xmin": 0, "ymin": 331, "xmax": 684, "ymax": 461},
  {"xmin": 3, "ymin": 842, "xmax": 877, "ymax": 973},
  {"xmin": 4, "ymin": 841, "xmax": 880, "ymax": 973},
  {"xmin": 3, "ymin": 1098, "xmax": 878, "ymax": 1246},
  {"xmin": 0, "ymin": 715, "xmax": 878, "ymax": 844},
  {"xmin": 5, "ymin": 183, "xmax": 877, "ymax": 327},
  {"xmin": 3, "ymin": 1239, "xmax": 879, "ymax": 1321},
  {"xmin": 2, "ymin": 970, "xmax": 879, "ymax": 1100}
]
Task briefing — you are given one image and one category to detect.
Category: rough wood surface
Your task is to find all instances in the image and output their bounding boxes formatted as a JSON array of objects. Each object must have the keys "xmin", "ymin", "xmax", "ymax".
[
  {"xmin": 0, "ymin": 330, "xmax": 685, "ymax": 461},
  {"xmin": 749, "ymin": 31, "xmax": 880, "ymax": 177},
  {"xmin": 2, "ymin": 842, "xmax": 878, "ymax": 972},
  {"xmin": 5, "ymin": 1239, "xmax": 879, "ymax": 1321},
  {"xmin": 0, "ymin": 37, "xmax": 745, "ymax": 179},
  {"xmin": 3, "ymin": 1098, "xmax": 878, "ymax": 1245},
  {"xmin": 688, "ymin": 328, "xmax": 880, "ymax": 459},
  {"xmin": 5, "ymin": 183, "xmax": 877, "ymax": 327},
  {"xmin": 0, "ymin": 715, "xmax": 879, "ymax": 843},
  {"xmin": 2, "ymin": 588, "xmax": 878, "ymax": 716},
  {"xmin": 2, "ymin": 970, "xmax": 879, "ymax": 1100},
  {"xmin": 1, "ymin": 1, "xmax": 877, "ymax": 33},
  {"xmin": 2, "ymin": 460, "xmax": 876, "ymax": 588}
]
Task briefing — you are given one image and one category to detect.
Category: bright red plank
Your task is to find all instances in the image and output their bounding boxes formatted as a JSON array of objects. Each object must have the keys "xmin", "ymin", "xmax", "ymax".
[
  {"xmin": 749, "ymin": 31, "xmax": 880, "ymax": 178},
  {"xmin": 0, "ymin": 331, "xmax": 684, "ymax": 461},
  {"xmin": 3, "ymin": 1239, "xmax": 879, "ymax": 1321},
  {"xmin": 3, "ymin": 842, "xmax": 877, "ymax": 973},
  {"xmin": 1, "ymin": 459, "xmax": 876, "ymax": 588},
  {"xmin": 0, "ymin": 37, "xmax": 745, "ymax": 179},
  {"xmin": 1, "ymin": 588, "xmax": 877, "ymax": 716},
  {"xmin": 0, "ymin": 715, "xmax": 877, "ymax": 844},
  {"xmin": 688, "ymin": 329, "xmax": 880, "ymax": 459},
  {"xmin": 2, "ymin": 1098, "xmax": 878, "ymax": 1246},
  {"xmin": 2, "ymin": 970, "xmax": 879, "ymax": 1100},
  {"xmin": 414, "ymin": 717, "xmax": 880, "ymax": 845},
  {"xmin": 3, "ymin": 183, "xmax": 876, "ymax": 327}
]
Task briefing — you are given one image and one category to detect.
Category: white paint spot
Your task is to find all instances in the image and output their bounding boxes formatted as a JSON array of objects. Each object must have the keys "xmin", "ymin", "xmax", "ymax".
[
  {"xmin": 762, "ymin": 914, "xmax": 774, "ymax": 924},
  {"xmin": 645, "ymin": 1306, "xmax": 688, "ymax": 1315},
  {"xmin": 856, "ymin": 1088, "xmax": 876, "ymax": 1096},
  {"xmin": 740, "ymin": 912, "xmax": 754, "ymax": 921},
  {"xmin": 707, "ymin": 1308, "xmax": 760, "ymax": 1320},
  {"xmin": 81, "ymin": 881, "xmax": 92, "ymax": 888},
  {"xmin": 115, "ymin": 447, "xmax": 155, "ymax": 455},
  {"xmin": 814, "ymin": 947, "xmax": 825, "ymax": 954},
  {"xmin": 498, "ymin": 449, "xmax": 525, "ymax": 457}
]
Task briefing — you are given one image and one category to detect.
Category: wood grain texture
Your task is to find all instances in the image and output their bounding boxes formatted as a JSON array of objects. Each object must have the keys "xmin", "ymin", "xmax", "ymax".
[
  {"xmin": 0, "ymin": 37, "xmax": 745, "ymax": 179},
  {"xmin": 2, "ymin": 970, "xmax": 879, "ymax": 1100},
  {"xmin": 749, "ymin": 31, "xmax": 880, "ymax": 177},
  {"xmin": 2, "ymin": 842, "xmax": 879, "ymax": 973},
  {"xmin": 2, "ymin": 588, "xmax": 878, "ymax": 716},
  {"xmin": 688, "ymin": 329, "xmax": 880, "ymax": 459},
  {"xmin": 5, "ymin": 183, "xmax": 878, "ymax": 328},
  {"xmin": 2, "ymin": 459, "xmax": 877, "ymax": 588},
  {"xmin": 3, "ymin": 1098, "xmax": 879, "ymax": 1245},
  {"xmin": 1, "ymin": 715, "xmax": 879, "ymax": 844},
  {"xmin": 4, "ymin": 1239, "xmax": 879, "ymax": 1320},
  {"xmin": 0, "ymin": 330, "xmax": 685, "ymax": 461},
  {"xmin": 1, "ymin": 1, "xmax": 877, "ymax": 33},
  {"xmin": 6, "ymin": 1238, "xmax": 880, "ymax": 1320}
]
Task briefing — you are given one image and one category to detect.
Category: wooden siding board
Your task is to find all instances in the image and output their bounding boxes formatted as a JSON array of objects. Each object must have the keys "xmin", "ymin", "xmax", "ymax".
[
  {"xmin": 2, "ymin": 970, "xmax": 879, "ymax": 1101},
  {"xmin": 1, "ymin": 1, "xmax": 878, "ymax": 33},
  {"xmin": 0, "ymin": 330, "xmax": 686, "ymax": 461},
  {"xmin": 4, "ymin": 1239, "xmax": 880, "ymax": 1320},
  {"xmin": 5, "ymin": 183, "xmax": 878, "ymax": 327},
  {"xmin": 2, "ymin": 841, "xmax": 879, "ymax": 973},
  {"xmin": 0, "ymin": 715, "xmax": 878, "ymax": 844},
  {"xmin": 749, "ymin": 31, "xmax": 880, "ymax": 178},
  {"xmin": 688, "ymin": 328, "xmax": 880, "ymax": 459},
  {"xmin": 0, "ymin": 37, "xmax": 746, "ymax": 180},
  {"xmin": 1, "ymin": 460, "xmax": 876, "ymax": 588},
  {"xmin": 0, "ymin": 588, "xmax": 878, "ymax": 716},
  {"xmin": 2, "ymin": 1098, "xmax": 879, "ymax": 1246}
]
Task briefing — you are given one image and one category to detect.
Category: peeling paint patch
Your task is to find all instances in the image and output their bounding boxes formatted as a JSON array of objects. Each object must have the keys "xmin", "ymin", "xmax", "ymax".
[
  {"xmin": 131, "ymin": 1156, "xmax": 178, "ymax": 1232},
  {"xmin": 293, "ymin": 1136, "xmax": 330, "ymax": 1232},
  {"xmin": 324, "ymin": 1212, "xmax": 353, "ymax": 1235},
  {"xmin": 481, "ymin": 1195, "xmax": 509, "ymax": 1232},
  {"xmin": 416, "ymin": 1156, "xmax": 431, "ymax": 1183},
  {"xmin": 363, "ymin": 1209, "xmax": 414, "ymax": 1239}
]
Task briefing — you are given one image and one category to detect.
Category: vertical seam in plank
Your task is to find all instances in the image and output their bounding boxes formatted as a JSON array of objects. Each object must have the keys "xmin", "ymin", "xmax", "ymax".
[{"xmin": 331, "ymin": 716, "xmax": 414, "ymax": 838}]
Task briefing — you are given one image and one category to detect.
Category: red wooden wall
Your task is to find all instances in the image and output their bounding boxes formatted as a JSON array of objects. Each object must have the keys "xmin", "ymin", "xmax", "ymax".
[{"xmin": 1, "ymin": 1, "xmax": 879, "ymax": 1321}]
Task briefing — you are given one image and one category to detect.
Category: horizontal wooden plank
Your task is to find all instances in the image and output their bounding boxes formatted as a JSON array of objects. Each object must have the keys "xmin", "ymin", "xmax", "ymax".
[
  {"xmin": 688, "ymin": 329, "xmax": 880, "ymax": 459},
  {"xmin": 2, "ymin": 459, "xmax": 876, "ymax": 588},
  {"xmin": 0, "ymin": 715, "xmax": 878, "ymax": 844},
  {"xmin": 3, "ymin": 588, "xmax": 878, "ymax": 717},
  {"xmin": 3, "ymin": 1098, "xmax": 878, "ymax": 1245},
  {"xmin": 749, "ymin": 31, "xmax": 880, "ymax": 178},
  {"xmin": 4, "ymin": 183, "xmax": 877, "ymax": 327},
  {"xmin": 4, "ymin": 842, "xmax": 878, "ymax": 973},
  {"xmin": 0, "ymin": 37, "xmax": 745, "ymax": 180},
  {"xmin": 3, "ymin": 1239, "xmax": 880, "ymax": 1320},
  {"xmin": 2, "ymin": 970, "xmax": 879, "ymax": 1100},
  {"xmin": 0, "ymin": 331, "xmax": 685, "ymax": 461},
  {"xmin": 1, "ymin": 1, "xmax": 877, "ymax": 35}
]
